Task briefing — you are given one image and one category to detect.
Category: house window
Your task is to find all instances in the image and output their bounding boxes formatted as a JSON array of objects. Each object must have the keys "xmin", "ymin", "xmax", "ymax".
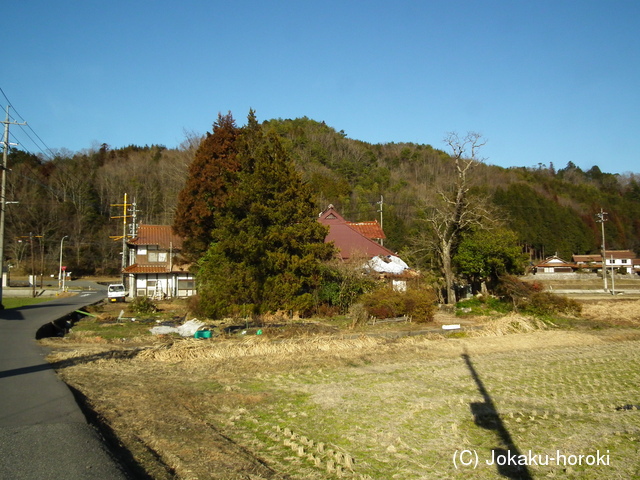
[
  {"xmin": 177, "ymin": 279, "xmax": 196, "ymax": 296},
  {"xmin": 148, "ymin": 251, "xmax": 167, "ymax": 263},
  {"xmin": 146, "ymin": 280, "xmax": 157, "ymax": 296},
  {"xmin": 178, "ymin": 279, "xmax": 195, "ymax": 290},
  {"xmin": 621, "ymin": 259, "xmax": 628, "ymax": 264}
]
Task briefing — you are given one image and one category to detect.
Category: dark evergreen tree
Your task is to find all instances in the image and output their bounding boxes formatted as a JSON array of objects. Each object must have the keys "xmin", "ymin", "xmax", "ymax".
[
  {"xmin": 197, "ymin": 114, "xmax": 335, "ymax": 318},
  {"xmin": 173, "ymin": 112, "xmax": 240, "ymax": 261}
]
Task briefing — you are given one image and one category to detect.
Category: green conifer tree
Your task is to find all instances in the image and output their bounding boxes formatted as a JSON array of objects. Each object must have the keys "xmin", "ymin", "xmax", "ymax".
[{"xmin": 197, "ymin": 113, "xmax": 335, "ymax": 318}]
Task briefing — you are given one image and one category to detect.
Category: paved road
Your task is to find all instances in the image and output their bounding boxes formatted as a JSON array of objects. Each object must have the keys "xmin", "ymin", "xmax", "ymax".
[{"xmin": 0, "ymin": 286, "xmax": 130, "ymax": 479}]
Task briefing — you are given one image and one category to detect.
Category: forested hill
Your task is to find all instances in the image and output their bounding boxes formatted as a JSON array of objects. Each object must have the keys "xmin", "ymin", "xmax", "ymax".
[
  {"xmin": 5, "ymin": 116, "xmax": 640, "ymax": 276},
  {"xmin": 263, "ymin": 118, "xmax": 640, "ymax": 261}
]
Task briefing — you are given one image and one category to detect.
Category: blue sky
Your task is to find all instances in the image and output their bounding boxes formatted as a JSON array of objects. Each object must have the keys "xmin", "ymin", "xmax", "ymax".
[{"xmin": 3, "ymin": 0, "xmax": 640, "ymax": 174}]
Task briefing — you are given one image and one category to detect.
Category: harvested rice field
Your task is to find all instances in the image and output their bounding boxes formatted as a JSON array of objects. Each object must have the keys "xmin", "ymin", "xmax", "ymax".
[{"xmin": 44, "ymin": 299, "xmax": 640, "ymax": 479}]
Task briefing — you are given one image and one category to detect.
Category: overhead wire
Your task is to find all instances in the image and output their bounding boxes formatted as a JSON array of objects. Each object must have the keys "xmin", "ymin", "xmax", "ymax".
[{"xmin": 0, "ymin": 87, "xmax": 56, "ymax": 161}]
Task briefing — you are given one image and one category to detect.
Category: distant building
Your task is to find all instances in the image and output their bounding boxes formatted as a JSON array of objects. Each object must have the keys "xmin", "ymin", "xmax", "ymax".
[
  {"xmin": 534, "ymin": 255, "xmax": 575, "ymax": 273},
  {"xmin": 346, "ymin": 220, "xmax": 386, "ymax": 245},
  {"xmin": 123, "ymin": 224, "xmax": 196, "ymax": 298},
  {"xmin": 573, "ymin": 250, "xmax": 639, "ymax": 274},
  {"xmin": 317, "ymin": 205, "xmax": 416, "ymax": 285},
  {"xmin": 318, "ymin": 205, "xmax": 395, "ymax": 261}
]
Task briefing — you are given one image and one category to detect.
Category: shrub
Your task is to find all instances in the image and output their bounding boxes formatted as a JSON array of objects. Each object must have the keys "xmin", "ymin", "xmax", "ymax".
[
  {"xmin": 360, "ymin": 285, "xmax": 437, "ymax": 323},
  {"xmin": 495, "ymin": 275, "xmax": 581, "ymax": 317},
  {"xmin": 525, "ymin": 292, "xmax": 582, "ymax": 317},
  {"xmin": 456, "ymin": 296, "xmax": 512, "ymax": 316},
  {"xmin": 495, "ymin": 275, "xmax": 539, "ymax": 309},
  {"xmin": 317, "ymin": 263, "xmax": 378, "ymax": 313},
  {"xmin": 186, "ymin": 295, "xmax": 204, "ymax": 317},
  {"xmin": 348, "ymin": 303, "xmax": 369, "ymax": 327},
  {"xmin": 128, "ymin": 296, "xmax": 158, "ymax": 316}
]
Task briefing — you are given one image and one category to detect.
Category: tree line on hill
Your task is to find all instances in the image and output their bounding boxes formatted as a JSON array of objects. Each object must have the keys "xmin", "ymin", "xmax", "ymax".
[{"xmin": 4, "ymin": 114, "xmax": 640, "ymax": 305}]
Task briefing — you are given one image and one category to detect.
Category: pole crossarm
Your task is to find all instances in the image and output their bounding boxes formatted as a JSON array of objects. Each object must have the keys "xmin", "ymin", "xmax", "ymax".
[{"xmin": 110, "ymin": 193, "xmax": 139, "ymax": 278}]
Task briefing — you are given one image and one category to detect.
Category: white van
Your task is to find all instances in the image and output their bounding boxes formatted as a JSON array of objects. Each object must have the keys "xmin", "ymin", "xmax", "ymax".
[{"xmin": 107, "ymin": 283, "xmax": 127, "ymax": 303}]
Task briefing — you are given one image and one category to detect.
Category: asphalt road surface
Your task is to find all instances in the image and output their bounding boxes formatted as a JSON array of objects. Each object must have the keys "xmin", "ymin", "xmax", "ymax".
[{"xmin": 0, "ymin": 286, "xmax": 131, "ymax": 479}]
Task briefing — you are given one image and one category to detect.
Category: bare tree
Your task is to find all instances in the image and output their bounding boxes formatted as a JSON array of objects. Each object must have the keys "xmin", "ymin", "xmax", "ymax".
[{"xmin": 413, "ymin": 132, "xmax": 493, "ymax": 304}]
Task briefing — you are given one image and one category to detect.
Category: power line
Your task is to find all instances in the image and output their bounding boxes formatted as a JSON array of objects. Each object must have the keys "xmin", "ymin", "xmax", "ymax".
[{"xmin": 0, "ymin": 88, "xmax": 56, "ymax": 161}]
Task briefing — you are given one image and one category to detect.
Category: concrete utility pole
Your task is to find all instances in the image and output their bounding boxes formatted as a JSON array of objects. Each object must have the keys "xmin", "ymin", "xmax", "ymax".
[
  {"xmin": 377, "ymin": 194, "xmax": 384, "ymax": 246},
  {"xmin": 0, "ymin": 106, "xmax": 26, "ymax": 308},
  {"xmin": 58, "ymin": 235, "xmax": 68, "ymax": 292},
  {"xmin": 610, "ymin": 254, "xmax": 615, "ymax": 295},
  {"xmin": 595, "ymin": 208, "xmax": 608, "ymax": 292}
]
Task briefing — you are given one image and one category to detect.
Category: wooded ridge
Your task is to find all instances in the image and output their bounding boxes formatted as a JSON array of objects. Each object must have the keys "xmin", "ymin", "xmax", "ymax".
[{"xmin": 5, "ymin": 116, "xmax": 640, "ymax": 277}]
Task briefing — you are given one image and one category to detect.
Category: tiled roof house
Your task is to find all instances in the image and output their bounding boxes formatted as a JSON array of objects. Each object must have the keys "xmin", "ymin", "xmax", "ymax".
[
  {"xmin": 573, "ymin": 250, "xmax": 638, "ymax": 274},
  {"xmin": 318, "ymin": 205, "xmax": 395, "ymax": 261},
  {"xmin": 123, "ymin": 224, "xmax": 196, "ymax": 298},
  {"xmin": 346, "ymin": 220, "xmax": 386, "ymax": 244}
]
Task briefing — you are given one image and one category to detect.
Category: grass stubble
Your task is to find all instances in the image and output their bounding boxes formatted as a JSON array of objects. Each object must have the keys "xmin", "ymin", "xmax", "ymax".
[{"xmin": 43, "ymin": 299, "xmax": 640, "ymax": 479}]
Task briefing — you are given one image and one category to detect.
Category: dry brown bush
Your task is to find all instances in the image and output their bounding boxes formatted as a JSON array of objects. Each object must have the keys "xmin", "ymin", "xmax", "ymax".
[{"xmin": 580, "ymin": 299, "xmax": 640, "ymax": 326}]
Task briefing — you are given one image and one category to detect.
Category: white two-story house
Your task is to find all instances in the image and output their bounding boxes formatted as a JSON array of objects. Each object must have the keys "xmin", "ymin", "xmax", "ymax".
[
  {"xmin": 574, "ymin": 250, "xmax": 639, "ymax": 275},
  {"xmin": 123, "ymin": 224, "xmax": 196, "ymax": 299}
]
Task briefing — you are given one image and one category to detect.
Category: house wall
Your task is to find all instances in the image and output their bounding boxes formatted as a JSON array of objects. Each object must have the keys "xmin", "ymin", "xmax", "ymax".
[
  {"xmin": 132, "ymin": 273, "xmax": 196, "ymax": 298},
  {"xmin": 127, "ymin": 239, "xmax": 196, "ymax": 298},
  {"xmin": 132, "ymin": 245, "xmax": 170, "ymax": 265},
  {"xmin": 136, "ymin": 274, "xmax": 171, "ymax": 298},
  {"xmin": 541, "ymin": 266, "xmax": 573, "ymax": 273}
]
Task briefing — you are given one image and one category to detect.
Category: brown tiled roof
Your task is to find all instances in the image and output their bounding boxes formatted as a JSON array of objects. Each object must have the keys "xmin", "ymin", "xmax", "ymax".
[
  {"xmin": 123, "ymin": 263, "xmax": 192, "ymax": 274},
  {"xmin": 128, "ymin": 224, "xmax": 183, "ymax": 249},
  {"xmin": 573, "ymin": 254, "xmax": 601, "ymax": 263},
  {"xmin": 347, "ymin": 221, "xmax": 386, "ymax": 240},
  {"xmin": 604, "ymin": 250, "xmax": 636, "ymax": 259},
  {"xmin": 318, "ymin": 205, "xmax": 395, "ymax": 260},
  {"xmin": 535, "ymin": 256, "xmax": 575, "ymax": 268},
  {"xmin": 123, "ymin": 264, "xmax": 169, "ymax": 274},
  {"xmin": 573, "ymin": 250, "xmax": 638, "ymax": 262}
]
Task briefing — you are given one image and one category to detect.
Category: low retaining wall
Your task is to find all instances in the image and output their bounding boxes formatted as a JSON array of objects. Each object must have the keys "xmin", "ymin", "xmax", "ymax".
[
  {"xmin": 527, "ymin": 273, "xmax": 640, "ymax": 281},
  {"xmin": 3, "ymin": 288, "xmax": 65, "ymax": 298},
  {"xmin": 551, "ymin": 289, "xmax": 640, "ymax": 295}
]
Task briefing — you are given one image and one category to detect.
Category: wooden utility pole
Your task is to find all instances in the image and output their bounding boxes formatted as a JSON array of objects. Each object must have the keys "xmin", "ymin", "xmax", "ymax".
[{"xmin": 110, "ymin": 193, "xmax": 134, "ymax": 281}]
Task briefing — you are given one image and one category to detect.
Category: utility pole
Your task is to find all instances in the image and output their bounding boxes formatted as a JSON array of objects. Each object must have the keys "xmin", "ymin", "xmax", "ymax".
[
  {"xmin": 0, "ymin": 106, "xmax": 26, "ymax": 308},
  {"xmin": 16, "ymin": 234, "xmax": 42, "ymax": 295},
  {"xmin": 610, "ymin": 254, "xmax": 615, "ymax": 295},
  {"xmin": 58, "ymin": 235, "xmax": 68, "ymax": 292},
  {"xmin": 377, "ymin": 194, "xmax": 384, "ymax": 246},
  {"xmin": 29, "ymin": 233, "xmax": 35, "ymax": 297},
  {"xmin": 110, "ymin": 193, "xmax": 134, "ymax": 282},
  {"xmin": 595, "ymin": 208, "xmax": 608, "ymax": 292}
]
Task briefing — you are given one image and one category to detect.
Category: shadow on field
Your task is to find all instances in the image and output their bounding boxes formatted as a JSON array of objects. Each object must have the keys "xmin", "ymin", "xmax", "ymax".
[
  {"xmin": 0, "ymin": 349, "xmax": 140, "ymax": 379},
  {"xmin": 462, "ymin": 350, "xmax": 533, "ymax": 480}
]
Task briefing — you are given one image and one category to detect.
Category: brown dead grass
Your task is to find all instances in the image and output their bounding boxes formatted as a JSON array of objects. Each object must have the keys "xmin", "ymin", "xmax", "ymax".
[
  {"xmin": 137, "ymin": 336, "xmax": 382, "ymax": 363},
  {"xmin": 44, "ymin": 298, "xmax": 640, "ymax": 479},
  {"xmin": 580, "ymin": 298, "xmax": 640, "ymax": 326}
]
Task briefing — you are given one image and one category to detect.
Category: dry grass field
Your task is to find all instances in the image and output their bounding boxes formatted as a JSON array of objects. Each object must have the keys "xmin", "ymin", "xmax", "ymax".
[{"xmin": 43, "ymin": 299, "xmax": 640, "ymax": 479}]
